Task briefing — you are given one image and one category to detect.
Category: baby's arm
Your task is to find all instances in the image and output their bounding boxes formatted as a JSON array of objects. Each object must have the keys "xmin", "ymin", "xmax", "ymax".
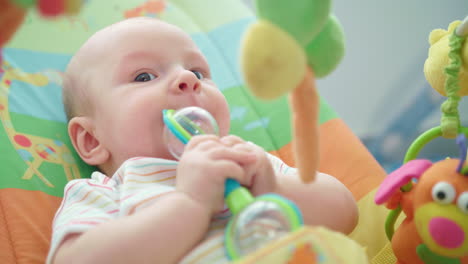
[
  {"xmin": 218, "ymin": 136, "xmax": 358, "ymax": 234},
  {"xmin": 54, "ymin": 191, "xmax": 211, "ymax": 264},
  {"xmin": 53, "ymin": 135, "xmax": 256, "ymax": 264},
  {"xmin": 275, "ymin": 168, "xmax": 358, "ymax": 234},
  {"xmin": 251, "ymin": 148, "xmax": 358, "ymax": 234}
]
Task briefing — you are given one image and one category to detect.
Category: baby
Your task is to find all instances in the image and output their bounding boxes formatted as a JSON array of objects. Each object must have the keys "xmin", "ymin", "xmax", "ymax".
[{"xmin": 48, "ymin": 17, "xmax": 358, "ymax": 264}]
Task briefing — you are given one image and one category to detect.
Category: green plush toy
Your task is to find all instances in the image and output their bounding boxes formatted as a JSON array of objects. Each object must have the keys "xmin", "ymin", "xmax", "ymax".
[
  {"xmin": 241, "ymin": 0, "xmax": 345, "ymax": 100},
  {"xmin": 240, "ymin": 0, "xmax": 345, "ymax": 184}
]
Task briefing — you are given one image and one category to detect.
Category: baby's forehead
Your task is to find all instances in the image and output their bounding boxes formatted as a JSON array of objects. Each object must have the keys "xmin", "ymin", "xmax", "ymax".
[
  {"xmin": 70, "ymin": 18, "xmax": 180, "ymax": 66},
  {"xmin": 101, "ymin": 18, "xmax": 188, "ymax": 42},
  {"xmin": 68, "ymin": 18, "xmax": 202, "ymax": 82},
  {"xmin": 80, "ymin": 18, "xmax": 183, "ymax": 50}
]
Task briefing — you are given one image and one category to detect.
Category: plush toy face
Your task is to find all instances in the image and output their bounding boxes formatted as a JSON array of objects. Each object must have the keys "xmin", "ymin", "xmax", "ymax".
[{"xmin": 413, "ymin": 159, "xmax": 468, "ymax": 258}]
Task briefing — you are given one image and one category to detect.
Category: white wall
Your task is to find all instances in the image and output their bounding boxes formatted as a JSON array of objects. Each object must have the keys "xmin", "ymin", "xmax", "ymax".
[{"xmin": 318, "ymin": 0, "xmax": 467, "ymax": 137}]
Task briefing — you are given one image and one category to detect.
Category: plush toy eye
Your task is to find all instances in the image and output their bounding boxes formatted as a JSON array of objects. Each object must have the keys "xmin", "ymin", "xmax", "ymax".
[
  {"xmin": 431, "ymin": 182, "xmax": 456, "ymax": 204},
  {"xmin": 457, "ymin": 192, "xmax": 468, "ymax": 214}
]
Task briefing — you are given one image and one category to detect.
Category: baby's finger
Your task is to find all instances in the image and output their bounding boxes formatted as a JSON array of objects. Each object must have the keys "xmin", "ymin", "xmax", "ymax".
[
  {"xmin": 210, "ymin": 147, "xmax": 257, "ymax": 164},
  {"xmin": 232, "ymin": 141, "xmax": 263, "ymax": 157},
  {"xmin": 213, "ymin": 160, "xmax": 249, "ymax": 186},
  {"xmin": 220, "ymin": 135, "xmax": 245, "ymax": 147},
  {"xmin": 185, "ymin": 134, "xmax": 220, "ymax": 150},
  {"xmin": 231, "ymin": 141, "xmax": 254, "ymax": 151}
]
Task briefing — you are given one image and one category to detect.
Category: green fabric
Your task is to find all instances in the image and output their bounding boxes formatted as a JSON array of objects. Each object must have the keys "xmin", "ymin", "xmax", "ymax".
[
  {"xmin": 0, "ymin": 113, "xmax": 94, "ymax": 197},
  {"xmin": 167, "ymin": 0, "xmax": 251, "ymax": 33},
  {"xmin": 14, "ymin": 0, "xmax": 36, "ymax": 8},
  {"xmin": 7, "ymin": 0, "xmax": 251, "ymax": 54},
  {"xmin": 226, "ymin": 85, "xmax": 337, "ymax": 152}
]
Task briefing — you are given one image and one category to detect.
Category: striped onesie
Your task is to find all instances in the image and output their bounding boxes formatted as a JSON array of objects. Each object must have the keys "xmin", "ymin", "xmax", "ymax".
[{"xmin": 47, "ymin": 153, "xmax": 300, "ymax": 263}]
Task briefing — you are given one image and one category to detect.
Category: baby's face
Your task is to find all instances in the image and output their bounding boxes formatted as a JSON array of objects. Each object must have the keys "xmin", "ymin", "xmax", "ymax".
[{"xmin": 84, "ymin": 19, "xmax": 230, "ymax": 169}]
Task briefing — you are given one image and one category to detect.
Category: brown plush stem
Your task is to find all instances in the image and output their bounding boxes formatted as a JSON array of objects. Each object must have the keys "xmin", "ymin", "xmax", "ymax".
[{"xmin": 289, "ymin": 66, "xmax": 319, "ymax": 183}]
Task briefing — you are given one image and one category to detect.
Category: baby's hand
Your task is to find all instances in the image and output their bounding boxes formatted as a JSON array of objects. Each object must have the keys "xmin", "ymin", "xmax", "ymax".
[
  {"xmin": 176, "ymin": 135, "xmax": 257, "ymax": 214},
  {"xmin": 220, "ymin": 135, "xmax": 277, "ymax": 196}
]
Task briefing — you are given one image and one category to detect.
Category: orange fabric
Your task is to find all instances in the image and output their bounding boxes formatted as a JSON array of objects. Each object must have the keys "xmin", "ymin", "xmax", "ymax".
[
  {"xmin": 318, "ymin": 118, "xmax": 386, "ymax": 200},
  {"xmin": 269, "ymin": 143, "xmax": 295, "ymax": 167},
  {"xmin": 270, "ymin": 118, "xmax": 386, "ymax": 201},
  {"xmin": 0, "ymin": 188, "xmax": 61, "ymax": 263}
]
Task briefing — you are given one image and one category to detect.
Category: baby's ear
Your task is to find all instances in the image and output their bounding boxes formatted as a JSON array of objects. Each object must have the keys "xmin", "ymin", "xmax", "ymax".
[{"xmin": 68, "ymin": 116, "xmax": 110, "ymax": 166}]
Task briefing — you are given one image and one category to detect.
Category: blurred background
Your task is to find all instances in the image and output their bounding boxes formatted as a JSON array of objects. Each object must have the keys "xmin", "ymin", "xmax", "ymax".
[{"xmin": 245, "ymin": 0, "xmax": 468, "ymax": 171}]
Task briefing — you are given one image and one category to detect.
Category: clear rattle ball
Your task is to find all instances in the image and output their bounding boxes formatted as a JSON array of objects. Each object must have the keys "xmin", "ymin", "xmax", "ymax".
[
  {"xmin": 164, "ymin": 106, "xmax": 219, "ymax": 159},
  {"xmin": 227, "ymin": 199, "xmax": 292, "ymax": 256}
]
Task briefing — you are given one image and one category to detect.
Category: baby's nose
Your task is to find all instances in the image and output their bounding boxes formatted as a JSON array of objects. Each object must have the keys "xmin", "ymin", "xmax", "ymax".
[{"xmin": 176, "ymin": 70, "xmax": 200, "ymax": 93}]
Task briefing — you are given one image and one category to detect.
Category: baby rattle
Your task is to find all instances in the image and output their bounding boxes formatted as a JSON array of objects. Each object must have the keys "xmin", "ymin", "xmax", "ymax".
[{"xmin": 163, "ymin": 107, "xmax": 303, "ymax": 261}]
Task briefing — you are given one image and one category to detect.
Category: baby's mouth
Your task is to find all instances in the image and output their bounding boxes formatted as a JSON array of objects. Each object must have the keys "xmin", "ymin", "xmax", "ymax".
[
  {"xmin": 171, "ymin": 98, "xmax": 204, "ymax": 111},
  {"xmin": 166, "ymin": 95, "xmax": 216, "ymax": 122},
  {"xmin": 166, "ymin": 105, "xmax": 214, "ymax": 125}
]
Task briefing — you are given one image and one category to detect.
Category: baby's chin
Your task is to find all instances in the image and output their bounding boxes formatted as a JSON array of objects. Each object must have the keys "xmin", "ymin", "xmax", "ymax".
[{"xmin": 153, "ymin": 148, "xmax": 179, "ymax": 161}]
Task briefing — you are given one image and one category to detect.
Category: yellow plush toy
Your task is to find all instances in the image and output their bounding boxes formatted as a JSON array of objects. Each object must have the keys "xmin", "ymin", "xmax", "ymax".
[
  {"xmin": 423, "ymin": 17, "xmax": 468, "ymax": 139},
  {"xmin": 424, "ymin": 20, "xmax": 468, "ymax": 97}
]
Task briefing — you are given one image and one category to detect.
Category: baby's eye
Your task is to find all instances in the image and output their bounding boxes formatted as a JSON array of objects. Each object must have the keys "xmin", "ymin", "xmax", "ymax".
[
  {"xmin": 191, "ymin": 70, "xmax": 203, "ymax": 80},
  {"xmin": 134, "ymin": 72, "xmax": 157, "ymax": 82}
]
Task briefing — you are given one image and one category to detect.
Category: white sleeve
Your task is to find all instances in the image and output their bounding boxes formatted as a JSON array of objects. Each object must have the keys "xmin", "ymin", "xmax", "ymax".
[
  {"xmin": 46, "ymin": 172, "xmax": 119, "ymax": 264},
  {"xmin": 265, "ymin": 152, "xmax": 298, "ymax": 176}
]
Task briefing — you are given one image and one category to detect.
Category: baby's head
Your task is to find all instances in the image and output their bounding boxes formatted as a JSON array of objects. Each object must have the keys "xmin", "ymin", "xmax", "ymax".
[{"xmin": 63, "ymin": 17, "xmax": 230, "ymax": 175}]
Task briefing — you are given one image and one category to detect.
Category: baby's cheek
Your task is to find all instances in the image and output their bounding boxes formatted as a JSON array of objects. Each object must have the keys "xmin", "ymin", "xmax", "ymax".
[
  {"xmin": 209, "ymin": 96, "xmax": 230, "ymax": 135},
  {"xmin": 116, "ymin": 127, "xmax": 161, "ymax": 156},
  {"xmin": 217, "ymin": 117, "xmax": 230, "ymax": 137}
]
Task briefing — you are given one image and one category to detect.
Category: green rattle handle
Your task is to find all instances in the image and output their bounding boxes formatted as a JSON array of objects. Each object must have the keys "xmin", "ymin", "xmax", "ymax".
[{"xmin": 224, "ymin": 179, "xmax": 255, "ymax": 215}]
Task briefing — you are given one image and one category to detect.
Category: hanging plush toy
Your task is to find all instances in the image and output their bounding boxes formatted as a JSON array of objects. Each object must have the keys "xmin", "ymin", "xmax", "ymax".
[
  {"xmin": 375, "ymin": 135, "xmax": 468, "ymax": 264},
  {"xmin": 240, "ymin": 0, "xmax": 345, "ymax": 183},
  {"xmin": 375, "ymin": 17, "xmax": 468, "ymax": 264},
  {"xmin": 424, "ymin": 18, "xmax": 468, "ymax": 139}
]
